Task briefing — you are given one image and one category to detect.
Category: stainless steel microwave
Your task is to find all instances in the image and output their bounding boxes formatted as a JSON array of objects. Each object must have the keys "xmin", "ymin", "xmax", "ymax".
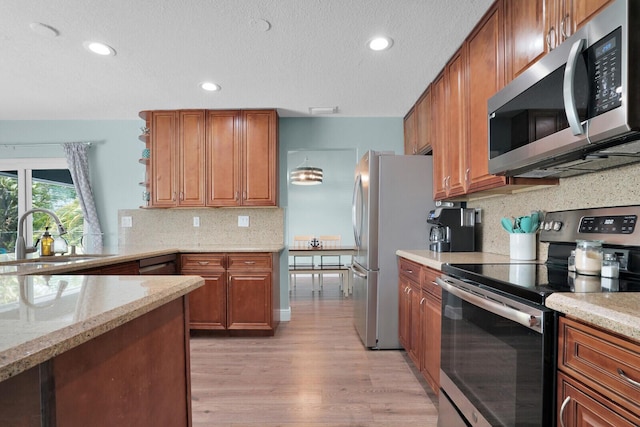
[{"xmin": 488, "ymin": 0, "xmax": 640, "ymax": 178}]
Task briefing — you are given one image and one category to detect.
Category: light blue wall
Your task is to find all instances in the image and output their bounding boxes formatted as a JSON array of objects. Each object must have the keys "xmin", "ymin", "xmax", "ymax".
[{"xmin": 0, "ymin": 120, "xmax": 144, "ymax": 251}]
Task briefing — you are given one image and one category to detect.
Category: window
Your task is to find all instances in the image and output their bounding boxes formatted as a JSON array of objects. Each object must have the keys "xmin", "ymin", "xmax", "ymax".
[{"xmin": 0, "ymin": 158, "xmax": 84, "ymax": 255}]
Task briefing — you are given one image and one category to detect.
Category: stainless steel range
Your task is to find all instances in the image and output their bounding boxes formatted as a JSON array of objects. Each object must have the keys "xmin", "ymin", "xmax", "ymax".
[{"xmin": 437, "ymin": 205, "xmax": 640, "ymax": 427}]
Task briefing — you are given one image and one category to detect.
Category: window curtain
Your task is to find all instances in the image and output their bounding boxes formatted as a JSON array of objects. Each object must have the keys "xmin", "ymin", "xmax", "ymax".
[{"xmin": 63, "ymin": 142, "xmax": 103, "ymax": 253}]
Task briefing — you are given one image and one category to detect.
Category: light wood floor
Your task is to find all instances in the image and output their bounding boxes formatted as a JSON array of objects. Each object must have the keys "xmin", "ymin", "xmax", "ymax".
[{"xmin": 190, "ymin": 275, "xmax": 439, "ymax": 427}]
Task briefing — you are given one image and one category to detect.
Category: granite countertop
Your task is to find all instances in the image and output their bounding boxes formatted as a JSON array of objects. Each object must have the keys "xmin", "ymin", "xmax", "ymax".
[
  {"xmin": 0, "ymin": 244, "xmax": 286, "ymax": 276},
  {"xmin": 0, "ymin": 273, "xmax": 204, "ymax": 382},
  {"xmin": 396, "ymin": 249, "xmax": 640, "ymax": 343}
]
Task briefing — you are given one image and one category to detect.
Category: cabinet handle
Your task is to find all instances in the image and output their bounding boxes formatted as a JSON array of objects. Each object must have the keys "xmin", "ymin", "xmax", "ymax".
[
  {"xmin": 242, "ymin": 191, "xmax": 247, "ymax": 200},
  {"xmin": 197, "ymin": 261, "xmax": 210, "ymax": 265},
  {"xmin": 546, "ymin": 26, "xmax": 556, "ymax": 51},
  {"xmin": 560, "ymin": 14, "xmax": 570, "ymax": 40},
  {"xmin": 404, "ymin": 286, "xmax": 410, "ymax": 294},
  {"xmin": 234, "ymin": 191, "xmax": 239, "ymax": 201},
  {"xmin": 244, "ymin": 261, "xmax": 256, "ymax": 265},
  {"xmin": 172, "ymin": 192, "xmax": 176, "ymax": 201},
  {"xmin": 407, "ymin": 288, "xmax": 412, "ymax": 294},
  {"xmin": 617, "ymin": 368, "xmax": 640, "ymax": 388},
  {"xmin": 180, "ymin": 191, "xmax": 184, "ymax": 201},
  {"xmin": 559, "ymin": 396, "xmax": 570, "ymax": 427},
  {"xmin": 420, "ymin": 297, "xmax": 426, "ymax": 305},
  {"xmin": 465, "ymin": 168, "xmax": 470, "ymax": 185},
  {"xmin": 405, "ymin": 269, "xmax": 414, "ymax": 274}
]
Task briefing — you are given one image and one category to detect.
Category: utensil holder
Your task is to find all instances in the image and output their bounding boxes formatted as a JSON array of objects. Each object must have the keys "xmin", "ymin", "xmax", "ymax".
[{"xmin": 510, "ymin": 233, "xmax": 536, "ymax": 260}]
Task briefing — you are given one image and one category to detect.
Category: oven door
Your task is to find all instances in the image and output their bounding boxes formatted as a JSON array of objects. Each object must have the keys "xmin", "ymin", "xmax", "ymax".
[{"xmin": 437, "ymin": 275, "xmax": 556, "ymax": 427}]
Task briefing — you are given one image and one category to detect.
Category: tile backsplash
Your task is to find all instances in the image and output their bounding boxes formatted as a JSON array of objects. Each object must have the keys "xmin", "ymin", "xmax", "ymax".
[
  {"xmin": 468, "ymin": 162, "xmax": 640, "ymax": 259},
  {"xmin": 118, "ymin": 207, "xmax": 284, "ymax": 249}
]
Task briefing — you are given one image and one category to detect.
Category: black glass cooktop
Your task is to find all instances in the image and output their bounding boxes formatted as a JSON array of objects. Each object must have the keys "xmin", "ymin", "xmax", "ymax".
[{"xmin": 442, "ymin": 263, "xmax": 640, "ymax": 305}]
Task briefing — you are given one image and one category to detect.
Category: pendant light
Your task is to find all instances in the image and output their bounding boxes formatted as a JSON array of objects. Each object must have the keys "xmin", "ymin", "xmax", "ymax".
[{"xmin": 290, "ymin": 157, "xmax": 323, "ymax": 185}]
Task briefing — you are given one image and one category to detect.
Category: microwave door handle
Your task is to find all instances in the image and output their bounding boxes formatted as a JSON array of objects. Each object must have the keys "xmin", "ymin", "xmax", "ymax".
[{"xmin": 563, "ymin": 38, "xmax": 586, "ymax": 136}]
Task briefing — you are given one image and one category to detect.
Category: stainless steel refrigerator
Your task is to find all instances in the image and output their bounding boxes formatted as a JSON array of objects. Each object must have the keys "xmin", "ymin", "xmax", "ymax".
[{"xmin": 351, "ymin": 151, "xmax": 435, "ymax": 349}]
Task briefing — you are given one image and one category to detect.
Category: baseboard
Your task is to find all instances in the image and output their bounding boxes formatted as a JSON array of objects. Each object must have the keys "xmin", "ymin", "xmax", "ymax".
[{"xmin": 278, "ymin": 307, "xmax": 291, "ymax": 322}]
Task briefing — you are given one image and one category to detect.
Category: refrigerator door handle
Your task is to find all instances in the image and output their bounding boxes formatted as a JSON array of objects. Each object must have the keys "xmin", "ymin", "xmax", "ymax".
[
  {"xmin": 352, "ymin": 173, "xmax": 363, "ymax": 247},
  {"xmin": 351, "ymin": 263, "xmax": 367, "ymax": 279}
]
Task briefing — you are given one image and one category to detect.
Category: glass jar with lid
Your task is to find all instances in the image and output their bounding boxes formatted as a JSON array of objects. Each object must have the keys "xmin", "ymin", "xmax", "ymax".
[
  {"xmin": 601, "ymin": 253, "xmax": 620, "ymax": 278},
  {"xmin": 575, "ymin": 240, "xmax": 603, "ymax": 276}
]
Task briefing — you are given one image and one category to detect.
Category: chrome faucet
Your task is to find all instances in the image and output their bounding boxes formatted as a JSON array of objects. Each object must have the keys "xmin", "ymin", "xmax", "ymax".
[{"xmin": 15, "ymin": 208, "xmax": 67, "ymax": 260}]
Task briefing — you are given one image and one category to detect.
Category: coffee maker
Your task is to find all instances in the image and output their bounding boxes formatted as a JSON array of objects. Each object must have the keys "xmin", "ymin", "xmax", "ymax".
[{"xmin": 427, "ymin": 207, "xmax": 476, "ymax": 252}]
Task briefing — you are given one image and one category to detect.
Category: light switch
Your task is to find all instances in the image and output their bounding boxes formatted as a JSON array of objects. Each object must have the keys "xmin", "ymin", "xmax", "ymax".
[
  {"xmin": 121, "ymin": 216, "xmax": 132, "ymax": 228},
  {"xmin": 238, "ymin": 215, "xmax": 250, "ymax": 227},
  {"xmin": 193, "ymin": 217, "xmax": 200, "ymax": 227}
]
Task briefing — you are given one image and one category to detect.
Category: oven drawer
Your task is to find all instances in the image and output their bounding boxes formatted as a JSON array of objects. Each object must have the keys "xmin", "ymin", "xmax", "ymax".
[{"xmin": 558, "ymin": 317, "xmax": 640, "ymax": 415}]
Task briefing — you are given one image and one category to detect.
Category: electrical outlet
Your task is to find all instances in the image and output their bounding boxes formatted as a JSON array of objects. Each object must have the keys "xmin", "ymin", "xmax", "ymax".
[
  {"xmin": 193, "ymin": 216, "xmax": 200, "ymax": 227},
  {"xmin": 474, "ymin": 208, "xmax": 482, "ymax": 224},
  {"xmin": 238, "ymin": 215, "xmax": 250, "ymax": 227},
  {"xmin": 121, "ymin": 216, "xmax": 132, "ymax": 228}
]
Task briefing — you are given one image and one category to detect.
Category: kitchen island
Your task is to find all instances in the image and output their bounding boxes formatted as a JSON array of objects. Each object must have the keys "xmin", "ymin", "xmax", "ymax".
[{"xmin": 0, "ymin": 273, "xmax": 204, "ymax": 427}]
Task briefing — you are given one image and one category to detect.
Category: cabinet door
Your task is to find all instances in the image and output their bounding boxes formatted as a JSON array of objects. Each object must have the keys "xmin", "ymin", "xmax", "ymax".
[
  {"xmin": 416, "ymin": 87, "xmax": 432, "ymax": 155},
  {"xmin": 420, "ymin": 267, "xmax": 441, "ymax": 395},
  {"xmin": 241, "ymin": 110, "xmax": 277, "ymax": 206},
  {"xmin": 408, "ymin": 281, "xmax": 421, "ymax": 366},
  {"xmin": 403, "ymin": 107, "xmax": 417, "ymax": 155},
  {"xmin": 150, "ymin": 111, "xmax": 178, "ymax": 207},
  {"xmin": 557, "ymin": 372, "xmax": 640, "ymax": 427},
  {"xmin": 398, "ymin": 275, "xmax": 411, "ymax": 350},
  {"xmin": 467, "ymin": 1, "xmax": 508, "ymax": 193},
  {"xmin": 431, "ymin": 73, "xmax": 447, "ymax": 200},
  {"xmin": 504, "ymin": 0, "xmax": 549, "ymax": 81},
  {"xmin": 445, "ymin": 48, "xmax": 467, "ymax": 198},
  {"xmin": 187, "ymin": 273, "xmax": 227, "ymax": 330},
  {"xmin": 206, "ymin": 110, "xmax": 241, "ymax": 206},
  {"xmin": 227, "ymin": 271, "xmax": 271, "ymax": 330},
  {"xmin": 178, "ymin": 110, "xmax": 206, "ymax": 206},
  {"xmin": 564, "ymin": 0, "xmax": 613, "ymax": 39}
]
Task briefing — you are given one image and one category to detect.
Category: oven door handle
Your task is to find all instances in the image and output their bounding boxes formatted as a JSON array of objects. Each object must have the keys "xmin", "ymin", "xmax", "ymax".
[{"xmin": 437, "ymin": 277, "xmax": 543, "ymax": 333}]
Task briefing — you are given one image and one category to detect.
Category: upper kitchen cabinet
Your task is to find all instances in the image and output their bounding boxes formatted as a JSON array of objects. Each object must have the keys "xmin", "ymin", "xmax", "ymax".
[
  {"xmin": 404, "ymin": 87, "xmax": 433, "ymax": 156},
  {"xmin": 466, "ymin": 0, "xmax": 508, "ymax": 192},
  {"xmin": 403, "ymin": 107, "xmax": 417, "ymax": 155},
  {"xmin": 504, "ymin": 0, "xmax": 613, "ymax": 81},
  {"xmin": 432, "ymin": 48, "xmax": 467, "ymax": 200},
  {"xmin": 241, "ymin": 110, "xmax": 278, "ymax": 206},
  {"xmin": 142, "ymin": 109, "xmax": 278, "ymax": 208}
]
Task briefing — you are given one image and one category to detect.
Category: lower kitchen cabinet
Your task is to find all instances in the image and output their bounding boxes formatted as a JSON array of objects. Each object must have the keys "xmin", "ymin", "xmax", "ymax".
[
  {"xmin": 420, "ymin": 266, "xmax": 441, "ymax": 395},
  {"xmin": 181, "ymin": 252, "xmax": 279, "ymax": 335},
  {"xmin": 68, "ymin": 260, "xmax": 140, "ymax": 275},
  {"xmin": 557, "ymin": 316, "xmax": 640, "ymax": 426},
  {"xmin": 398, "ymin": 257, "xmax": 442, "ymax": 395}
]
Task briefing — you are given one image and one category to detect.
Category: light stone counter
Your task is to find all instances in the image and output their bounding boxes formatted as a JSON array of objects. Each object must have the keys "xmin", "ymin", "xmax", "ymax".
[
  {"xmin": 0, "ymin": 273, "xmax": 204, "ymax": 381},
  {"xmin": 395, "ymin": 249, "xmax": 513, "ymax": 270},
  {"xmin": 545, "ymin": 293, "xmax": 640, "ymax": 342}
]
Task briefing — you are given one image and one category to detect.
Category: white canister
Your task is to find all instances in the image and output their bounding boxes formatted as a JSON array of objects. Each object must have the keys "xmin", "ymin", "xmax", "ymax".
[{"xmin": 509, "ymin": 233, "xmax": 537, "ymax": 261}]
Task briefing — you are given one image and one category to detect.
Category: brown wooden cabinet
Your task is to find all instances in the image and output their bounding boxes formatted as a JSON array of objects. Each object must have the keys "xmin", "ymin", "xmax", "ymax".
[
  {"xmin": 180, "ymin": 252, "xmax": 278, "ymax": 334},
  {"xmin": 431, "ymin": 73, "xmax": 448, "ymax": 200},
  {"xmin": 557, "ymin": 316, "xmax": 640, "ymax": 426},
  {"xmin": 403, "ymin": 107, "xmax": 417, "ymax": 155},
  {"xmin": 181, "ymin": 253, "xmax": 227, "ymax": 330},
  {"xmin": 420, "ymin": 266, "xmax": 441, "ymax": 395},
  {"xmin": 67, "ymin": 260, "xmax": 140, "ymax": 275},
  {"xmin": 142, "ymin": 109, "xmax": 278, "ymax": 208},
  {"xmin": 398, "ymin": 257, "xmax": 442, "ymax": 395},
  {"xmin": 505, "ymin": 0, "xmax": 613, "ymax": 81}
]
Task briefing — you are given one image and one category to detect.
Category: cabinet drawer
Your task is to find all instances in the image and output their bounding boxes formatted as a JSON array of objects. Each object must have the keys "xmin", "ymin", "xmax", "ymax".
[
  {"xmin": 227, "ymin": 254, "xmax": 272, "ymax": 271},
  {"xmin": 558, "ymin": 317, "xmax": 640, "ymax": 414},
  {"xmin": 421, "ymin": 266, "xmax": 442, "ymax": 299},
  {"xmin": 398, "ymin": 258, "xmax": 421, "ymax": 283},
  {"xmin": 180, "ymin": 254, "xmax": 225, "ymax": 272}
]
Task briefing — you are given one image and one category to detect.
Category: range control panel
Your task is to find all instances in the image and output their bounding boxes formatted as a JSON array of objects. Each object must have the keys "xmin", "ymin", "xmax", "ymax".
[
  {"xmin": 540, "ymin": 206, "xmax": 640, "ymax": 246},
  {"xmin": 579, "ymin": 215, "xmax": 637, "ymax": 234}
]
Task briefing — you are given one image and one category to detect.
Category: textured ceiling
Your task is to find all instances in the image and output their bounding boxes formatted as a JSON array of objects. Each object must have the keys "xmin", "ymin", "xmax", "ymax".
[{"xmin": 1, "ymin": 0, "xmax": 493, "ymax": 119}]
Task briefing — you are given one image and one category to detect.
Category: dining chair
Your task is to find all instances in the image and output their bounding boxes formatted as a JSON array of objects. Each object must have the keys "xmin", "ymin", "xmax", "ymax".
[
  {"xmin": 317, "ymin": 235, "xmax": 348, "ymax": 293},
  {"xmin": 289, "ymin": 235, "xmax": 317, "ymax": 291}
]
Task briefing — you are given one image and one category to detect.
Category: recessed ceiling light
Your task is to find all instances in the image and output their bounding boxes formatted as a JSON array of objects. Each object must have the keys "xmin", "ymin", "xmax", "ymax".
[
  {"xmin": 368, "ymin": 36, "xmax": 393, "ymax": 51},
  {"xmin": 200, "ymin": 82, "xmax": 221, "ymax": 92},
  {"xmin": 83, "ymin": 41, "xmax": 116, "ymax": 56}
]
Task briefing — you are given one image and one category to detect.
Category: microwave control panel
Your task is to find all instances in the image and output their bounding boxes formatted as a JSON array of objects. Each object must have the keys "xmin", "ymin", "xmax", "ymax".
[{"xmin": 590, "ymin": 27, "xmax": 622, "ymax": 116}]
